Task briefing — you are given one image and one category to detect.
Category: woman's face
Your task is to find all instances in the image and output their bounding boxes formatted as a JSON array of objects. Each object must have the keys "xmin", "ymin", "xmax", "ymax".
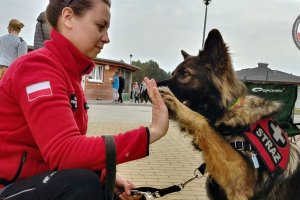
[{"xmin": 63, "ymin": 1, "xmax": 111, "ymax": 59}]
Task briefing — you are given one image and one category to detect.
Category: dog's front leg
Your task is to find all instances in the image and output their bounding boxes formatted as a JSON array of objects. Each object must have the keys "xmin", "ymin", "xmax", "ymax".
[{"xmin": 159, "ymin": 87, "xmax": 256, "ymax": 200}]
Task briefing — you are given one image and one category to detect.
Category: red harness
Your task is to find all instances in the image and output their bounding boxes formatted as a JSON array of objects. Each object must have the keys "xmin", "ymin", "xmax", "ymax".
[{"xmin": 243, "ymin": 118, "xmax": 290, "ymax": 173}]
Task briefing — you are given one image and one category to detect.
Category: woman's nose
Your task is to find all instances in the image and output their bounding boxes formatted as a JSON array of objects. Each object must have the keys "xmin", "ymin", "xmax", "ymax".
[{"xmin": 102, "ymin": 31, "xmax": 110, "ymax": 44}]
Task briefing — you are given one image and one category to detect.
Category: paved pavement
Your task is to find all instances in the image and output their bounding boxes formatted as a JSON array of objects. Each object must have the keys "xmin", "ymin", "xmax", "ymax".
[
  {"xmin": 87, "ymin": 100, "xmax": 300, "ymax": 200},
  {"xmin": 87, "ymin": 100, "xmax": 209, "ymax": 200}
]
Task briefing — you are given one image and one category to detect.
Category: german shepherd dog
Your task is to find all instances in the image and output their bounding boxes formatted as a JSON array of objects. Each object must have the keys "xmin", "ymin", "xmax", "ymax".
[{"xmin": 157, "ymin": 29, "xmax": 300, "ymax": 200}]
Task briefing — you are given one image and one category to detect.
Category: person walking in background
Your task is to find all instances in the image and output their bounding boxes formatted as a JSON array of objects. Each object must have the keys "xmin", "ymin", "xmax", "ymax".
[
  {"xmin": 133, "ymin": 82, "xmax": 140, "ymax": 103},
  {"xmin": 130, "ymin": 82, "xmax": 134, "ymax": 102},
  {"xmin": 112, "ymin": 70, "xmax": 119, "ymax": 102},
  {"xmin": 140, "ymin": 81, "xmax": 149, "ymax": 103},
  {"xmin": 0, "ymin": 19, "xmax": 27, "ymax": 79},
  {"xmin": 0, "ymin": 0, "xmax": 169, "ymax": 199},
  {"xmin": 34, "ymin": 11, "xmax": 51, "ymax": 50},
  {"xmin": 118, "ymin": 71, "xmax": 125, "ymax": 103}
]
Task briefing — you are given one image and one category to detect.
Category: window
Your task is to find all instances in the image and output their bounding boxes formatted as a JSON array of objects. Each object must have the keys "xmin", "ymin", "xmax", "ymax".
[{"xmin": 88, "ymin": 65, "xmax": 103, "ymax": 82}]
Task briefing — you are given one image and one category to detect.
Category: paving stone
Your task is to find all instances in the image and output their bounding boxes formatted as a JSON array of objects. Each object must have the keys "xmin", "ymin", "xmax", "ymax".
[{"xmin": 87, "ymin": 103, "xmax": 209, "ymax": 199}]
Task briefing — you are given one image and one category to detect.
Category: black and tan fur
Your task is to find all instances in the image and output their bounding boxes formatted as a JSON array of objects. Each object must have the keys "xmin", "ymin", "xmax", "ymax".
[{"xmin": 157, "ymin": 29, "xmax": 300, "ymax": 200}]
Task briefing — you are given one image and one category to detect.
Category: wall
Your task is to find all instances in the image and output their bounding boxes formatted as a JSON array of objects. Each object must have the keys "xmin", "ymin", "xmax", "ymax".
[
  {"xmin": 295, "ymin": 87, "xmax": 300, "ymax": 109},
  {"xmin": 85, "ymin": 66, "xmax": 116, "ymax": 100},
  {"xmin": 84, "ymin": 62, "xmax": 136, "ymax": 100}
]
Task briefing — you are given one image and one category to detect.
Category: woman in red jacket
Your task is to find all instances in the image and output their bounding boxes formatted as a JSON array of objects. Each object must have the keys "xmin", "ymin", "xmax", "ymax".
[{"xmin": 0, "ymin": 0, "xmax": 169, "ymax": 199}]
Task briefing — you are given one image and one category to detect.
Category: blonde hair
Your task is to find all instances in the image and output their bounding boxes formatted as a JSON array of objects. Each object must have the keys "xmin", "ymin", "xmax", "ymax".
[{"xmin": 8, "ymin": 19, "xmax": 25, "ymax": 32}]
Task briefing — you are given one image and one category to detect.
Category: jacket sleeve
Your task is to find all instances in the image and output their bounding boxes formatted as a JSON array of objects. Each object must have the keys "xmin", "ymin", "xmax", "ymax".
[{"xmin": 12, "ymin": 55, "xmax": 149, "ymax": 171}]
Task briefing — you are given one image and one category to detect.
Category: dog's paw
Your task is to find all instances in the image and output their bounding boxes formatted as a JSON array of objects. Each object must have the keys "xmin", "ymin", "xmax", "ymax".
[{"xmin": 158, "ymin": 87, "xmax": 181, "ymax": 119}]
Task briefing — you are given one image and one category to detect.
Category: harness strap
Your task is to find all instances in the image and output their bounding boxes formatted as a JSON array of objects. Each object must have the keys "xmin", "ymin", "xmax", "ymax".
[
  {"xmin": 264, "ymin": 168, "xmax": 282, "ymax": 194},
  {"xmin": 103, "ymin": 135, "xmax": 116, "ymax": 200},
  {"xmin": 250, "ymin": 168, "xmax": 282, "ymax": 199}
]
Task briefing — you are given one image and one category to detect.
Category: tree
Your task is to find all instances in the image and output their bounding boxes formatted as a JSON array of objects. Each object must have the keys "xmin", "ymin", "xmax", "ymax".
[{"xmin": 131, "ymin": 60, "xmax": 171, "ymax": 83}]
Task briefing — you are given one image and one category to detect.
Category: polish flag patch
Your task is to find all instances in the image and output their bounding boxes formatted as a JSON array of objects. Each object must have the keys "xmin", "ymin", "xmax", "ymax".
[{"xmin": 26, "ymin": 81, "xmax": 52, "ymax": 102}]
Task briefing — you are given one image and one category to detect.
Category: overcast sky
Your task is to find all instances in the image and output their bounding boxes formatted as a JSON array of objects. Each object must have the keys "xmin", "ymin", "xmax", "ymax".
[{"xmin": 0, "ymin": 0, "xmax": 299, "ymax": 75}]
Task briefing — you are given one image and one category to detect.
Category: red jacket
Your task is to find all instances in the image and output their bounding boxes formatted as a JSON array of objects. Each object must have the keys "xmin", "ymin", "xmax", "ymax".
[{"xmin": 0, "ymin": 30, "xmax": 149, "ymax": 187}]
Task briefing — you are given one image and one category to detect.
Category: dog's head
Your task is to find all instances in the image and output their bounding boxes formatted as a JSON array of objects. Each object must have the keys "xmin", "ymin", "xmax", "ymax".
[{"xmin": 158, "ymin": 29, "xmax": 247, "ymax": 123}]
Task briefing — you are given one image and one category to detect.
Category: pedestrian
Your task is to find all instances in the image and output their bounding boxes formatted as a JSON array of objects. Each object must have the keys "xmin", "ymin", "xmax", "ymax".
[
  {"xmin": 112, "ymin": 70, "xmax": 119, "ymax": 102},
  {"xmin": 33, "ymin": 11, "xmax": 51, "ymax": 50},
  {"xmin": 133, "ymin": 82, "xmax": 140, "ymax": 103},
  {"xmin": 140, "ymin": 81, "xmax": 149, "ymax": 103},
  {"xmin": 0, "ymin": 19, "xmax": 27, "ymax": 79},
  {"xmin": 118, "ymin": 71, "xmax": 125, "ymax": 103},
  {"xmin": 0, "ymin": 0, "xmax": 169, "ymax": 199},
  {"xmin": 130, "ymin": 82, "xmax": 134, "ymax": 102}
]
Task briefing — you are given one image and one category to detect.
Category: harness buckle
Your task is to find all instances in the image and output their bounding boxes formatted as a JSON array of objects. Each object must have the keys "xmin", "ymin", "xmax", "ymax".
[{"xmin": 234, "ymin": 140, "xmax": 244, "ymax": 150}]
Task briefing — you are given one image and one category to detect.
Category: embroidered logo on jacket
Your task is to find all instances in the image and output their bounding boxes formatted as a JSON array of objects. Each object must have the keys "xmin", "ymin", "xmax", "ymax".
[
  {"xmin": 26, "ymin": 81, "xmax": 52, "ymax": 102},
  {"xmin": 244, "ymin": 118, "xmax": 290, "ymax": 173}
]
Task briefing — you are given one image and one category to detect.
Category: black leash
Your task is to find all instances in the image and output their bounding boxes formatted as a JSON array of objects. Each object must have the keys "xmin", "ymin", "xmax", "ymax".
[{"xmin": 131, "ymin": 163, "xmax": 207, "ymax": 199}]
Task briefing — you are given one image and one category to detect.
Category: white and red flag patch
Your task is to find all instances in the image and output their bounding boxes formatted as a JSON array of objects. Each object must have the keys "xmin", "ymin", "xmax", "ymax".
[{"xmin": 26, "ymin": 81, "xmax": 52, "ymax": 102}]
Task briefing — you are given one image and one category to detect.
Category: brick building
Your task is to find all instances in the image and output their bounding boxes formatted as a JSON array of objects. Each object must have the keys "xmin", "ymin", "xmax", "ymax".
[{"xmin": 84, "ymin": 58, "xmax": 139, "ymax": 100}]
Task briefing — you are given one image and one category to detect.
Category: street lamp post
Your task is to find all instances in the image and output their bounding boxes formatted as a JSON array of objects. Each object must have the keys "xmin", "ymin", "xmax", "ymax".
[
  {"xmin": 202, "ymin": 0, "xmax": 212, "ymax": 49},
  {"xmin": 266, "ymin": 71, "xmax": 269, "ymax": 82},
  {"xmin": 130, "ymin": 54, "xmax": 133, "ymax": 64}
]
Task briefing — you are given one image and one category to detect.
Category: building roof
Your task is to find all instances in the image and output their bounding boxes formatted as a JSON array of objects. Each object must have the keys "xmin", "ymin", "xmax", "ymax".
[
  {"xmin": 236, "ymin": 62, "xmax": 300, "ymax": 85},
  {"xmin": 94, "ymin": 57, "xmax": 140, "ymax": 71}
]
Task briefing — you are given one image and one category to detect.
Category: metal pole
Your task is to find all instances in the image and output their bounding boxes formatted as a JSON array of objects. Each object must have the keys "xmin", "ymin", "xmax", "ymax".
[
  {"xmin": 202, "ymin": 3, "xmax": 208, "ymax": 49},
  {"xmin": 130, "ymin": 54, "xmax": 133, "ymax": 64}
]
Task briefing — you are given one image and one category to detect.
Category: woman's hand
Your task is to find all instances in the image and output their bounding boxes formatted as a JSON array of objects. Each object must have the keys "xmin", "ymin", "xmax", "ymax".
[
  {"xmin": 144, "ymin": 77, "xmax": 169, "ymax": 143},
  {"xmin": 115, "ymin": 173, "xmax": 142, "ymax": 200}
]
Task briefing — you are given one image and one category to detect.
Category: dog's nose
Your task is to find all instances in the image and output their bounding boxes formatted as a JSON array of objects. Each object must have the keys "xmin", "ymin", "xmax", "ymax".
[
  {"xmin": 156, "ymin": 81, "xmax": 162, "ymax": 87},
  {"xmin": 157, "ymin": 80, "xmax": 168, "ymax": 87}
]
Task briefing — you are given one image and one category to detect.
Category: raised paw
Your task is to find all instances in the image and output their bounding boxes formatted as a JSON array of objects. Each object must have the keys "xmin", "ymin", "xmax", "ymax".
[{"xmin": 158, "ymin": 87, "xmax": 182, "ymax": 120}]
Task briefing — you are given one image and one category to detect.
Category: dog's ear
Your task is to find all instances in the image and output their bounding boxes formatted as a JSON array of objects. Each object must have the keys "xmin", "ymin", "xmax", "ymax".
[
  {"xmin": 202, "ymin": 29, "xmax": 228, "ymax": 61},
  {"xmin": 181, "ymin": 50, "xmax": 190, "ymax": 60}
]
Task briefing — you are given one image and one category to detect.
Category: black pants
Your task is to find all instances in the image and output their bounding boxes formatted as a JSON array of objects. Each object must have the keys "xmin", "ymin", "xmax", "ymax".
[
  {"xmin": 0, "ymin": 169, "xmax": 104, "ymax": 200},
  {"xmin": 118, "ymin": 89, "xmax": 123, "ymax": 103}
]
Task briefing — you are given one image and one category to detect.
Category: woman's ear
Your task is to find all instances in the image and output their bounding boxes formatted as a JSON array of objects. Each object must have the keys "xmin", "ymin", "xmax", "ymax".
[{"xmin": 61, "ymin": 7, "xmax": 74, "ymax": 29}]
